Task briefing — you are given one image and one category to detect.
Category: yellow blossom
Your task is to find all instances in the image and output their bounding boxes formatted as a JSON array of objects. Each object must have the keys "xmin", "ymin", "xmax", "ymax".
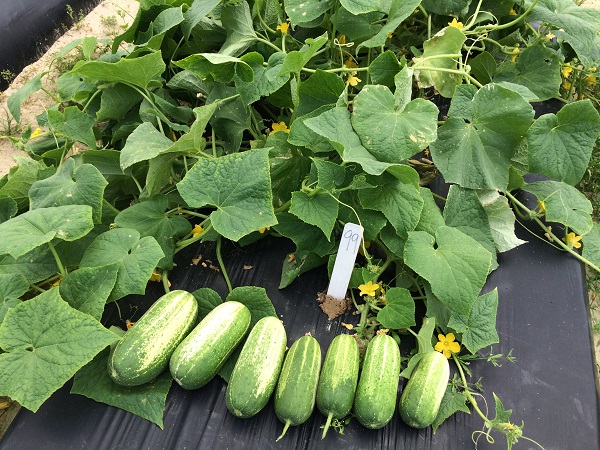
[
  {"xmin": 563, "ymin": 232, "xmax": 582, "ymax": 249},
  {"xmin": 586, "ymin": 75, "xmax": 597, "ymax": 86},
  {"xmin": 537, "ymin": 200, "xmax": 546, "ymax": 216},
  {"xmin": 344, "ymin": 57, "xmax": 358, "ymax": 69},
  {"xmin": 259, "ymin": 226, "xmax": 271, "ymax": 233},
  {"xmin": 545, "ymin": 32, "xmax": 555, "ymax": 41},
  {"xmin": 338, "ymin": 34, "xmax": 347, "ymax": 45},
  {"xmin": 509, "ymin": 9, "xmax": 518, "ymax": 15},
  {"xmin": 192, "ymin": 224, "xmax": 204, "ymax": 237},
  {"xmin": 435, "ymin": 333, "xmax": 461, "ymax": 358},
  {"xmin": 562, "ymin": 79, "xmax": 572, "ymax": 90},
  {"xmin": 387, "ymin": 30, "xmax": 394, "ymax": 39},
  {"xmin": 562, "ymin": 62, "xmax": 573, "ymax": 78},
  {"xmin": 347, "ymin": 74, "xmax": 361, "ymax": 86},
  {"xmin": 509, "ymin": 47, "xmax": 520, "ymax": 62},
  {"xmin": 149, "ymin": 270, "xmax": 162, "ymax": 282},
  {"xmin": 270, "ymin": 121, "xmax": 290, "ymax": 135},
  {"xmin": 276, "ymin": 22, "xmax": 289, "ymax": 34},
  {"xmin": 358, "ymin": 280, "xmax": 379, "ymax": 297},
  {"xmin": 341, "ymin": 322, "xmax": 354, "ymax": 330},
  {"xmin": 51, "ymin": 276, "xmax": 63, "ymax": 287},
  {"xmin": 30, "ymin": 128, "xmax": 42, "ymax": 139},
  {"xmin": 448, "ymin": 18, "xmax": 463, "ymax": 30}
]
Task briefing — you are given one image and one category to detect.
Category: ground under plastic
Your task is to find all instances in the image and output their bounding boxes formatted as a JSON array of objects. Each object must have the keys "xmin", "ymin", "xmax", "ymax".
[{"xmin": 1, "ymin": 213, "xmax": 599, "ymax": 449}]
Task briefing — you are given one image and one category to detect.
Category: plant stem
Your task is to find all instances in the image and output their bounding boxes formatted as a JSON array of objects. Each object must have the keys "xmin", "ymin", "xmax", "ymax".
[
  {"xmin": 102, "ymin": 198, "xmax": 120, "ymax": 215},
  {"xmin": 452, "ymin": 354, "xmax": 490, "ymax": 423},
  {"xmin": 162, "ymin": 270, "xmax": 171, "ymax": 294},
  {"xmin": 48, "ymin": 242, "xmax": 67, "ymax": 278},
  {"xmin": 216, "ymin": 236, "xmax": 233, "ymax": 293}
]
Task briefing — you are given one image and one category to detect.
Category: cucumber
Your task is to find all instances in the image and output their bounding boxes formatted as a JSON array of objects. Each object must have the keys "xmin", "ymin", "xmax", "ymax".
[
  {"xmin": 316, "ymin": 334, "xmax": 360, "ymax": 439},
  {"xmin": 108, "ymin": 290, "xmax": 198, "ymax": 387},
  {"xmin": 399, "ymin": 350, "xmax": 450, "ymax": 429},
  {"xmin": 274, "ymin": 334, "xmax": 322, "ymax": 441},
  {"xmin": 353, "ymin": 333, "xmax": 401, "ymax": 429},
  {"xmin": 169, "ymin": 301, "xmax": 251, "ymax": 390},
  {"xmin": 225, "ymin": 316, "xmax": 287, "ymax": 418}
]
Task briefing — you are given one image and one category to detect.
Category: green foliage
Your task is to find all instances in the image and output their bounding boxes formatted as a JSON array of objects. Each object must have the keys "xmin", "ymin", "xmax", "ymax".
[{"xmin": 0, "ymin": 0, "xmax": 599, "ymax": 440}]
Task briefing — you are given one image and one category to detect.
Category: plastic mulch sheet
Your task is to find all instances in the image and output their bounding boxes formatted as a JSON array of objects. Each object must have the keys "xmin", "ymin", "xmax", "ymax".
[{"xmin": 1, "ymin": 205, "xmax": 599, "ymax": 449}]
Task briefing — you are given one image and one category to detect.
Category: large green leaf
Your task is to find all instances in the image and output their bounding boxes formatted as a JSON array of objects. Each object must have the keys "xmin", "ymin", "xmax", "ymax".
[
  {"xmin": 0, "ymin": 157, "xmax": 52, "ymax": 211},
  {"xmin": 429, "ymin": 84, "xmax": 534, "ymax": 190},
  {"xmin": 7, "ymin": 73, "xmax": 43, "ymax": 123},
  {"xmin": 47, "ymin": 106, "xmax": 97, "ymax": 150},
  {"xmin": 477, "ymin": 190, "xmax": 526, "ymax": 253},
  {"xmin": 521, "ymin": 180, "xmax": 593, "ymax": 235},
  {"xmin": 431, "ymin": 385, "xmax": 470, "ymax": 433},
  {"xmin": 296, "ymin": 69, "xmax": 345, "ymax": 117},
  {"xmin": 114, "ymin": 195, "xmax": 192, "ymax": 269},
  {"xmin": 174, "ymin": 53, "xmax": 253, "ymax": 83},
  {"xmin": 340, "ymin": 0, "xmax": 389, "ymax": 14},
  {"xmin": 421, "ymin": 0, "xmax": 470, "ymax": 15},
  {"xmin": 527, "ymin": 100, "xmax": 600, "ymax": 186},
  {"xmin": 404, "ymin": 226, "xmax": 492, "ymax": 315},
  {"xmin": 0, "ymin": 197, "xmax": 17, "ymax": 224},
  {"xmin": 207, "ymin": 85, "xmax": 251, "ymax": 152},
  {"xmin": 525, "ymin": 0, "xmax": 600, "ymax": 66},
  {"xmin": 582, "ymin": 223, "xmax": 600, "ymax": 269},
  {"xmin": 289, "ymin": 191, "xmax": 338, "ymax": 240},
  {"xmin": 182, "ymin": 0, "xmax": 221, "ymax": 38},
  {"xmin": 443, "ymin": 185, "xmax": 497, "ymax": 269},
  {"xmin": 192, "ymin": 288, "xmax": 223, "ymax": 320},
  {"xmin": 413, "ymin": 26, "xmax": 466, "ymax": 98},
  {"xmin": 0, "ymin": 288, "xmax": 118, "ymax": 412},
  {"xmin": 70, "ymin": 51, "xmax": 166, "ymax": 90},
  {"xmin": 28, "ymin": 159, "xmax": 107, "ymax": 223},
  {"xmin": 219, "ymin": 0, "xmax": 258, "ymax": 56},
  {"xmin": 414, "ymin": 187, "xmax": 445, "ymax": 236},
  {"xmin": 358, "ymin": 175, "xmax": 423, "ymax": 238},
  {"xmin": 120, "ymin": 122, "xmax": 174, "ymax": 170},
  {"xmin": 79, "ymin": 228, "xmax": 164, "ymax": 301},
  {"xmin": 0, "ymin": 246, "xmax": 58, "ymax": 284},
  {"xmin": 305, "ymin": 106, "xmax": 399, "ymax": 175},
  {"xmin": 273, "ymin": 212, "xmax": 335, "ymax": 257},
  {"xmin": 59, "ymin": 265, "xmax": 119, "ymax": 320},
  {"xmin": 279, "ymin": 33, "xmax": 328, "ymax": 76},
  {"xmin": 493, "ymin": 44, "xmax": 561, "ymax": 102},
  {"xmin": 71, "ymin": 346, "xmax": 172, "ymax": 428},
  {"xmin": 286, "ymin": 0, "xmax": 334, "ymax": 25},
  {"xmin": 358, "ymin": 0, "xmax": 422, "ymax": 50},
  {"xmin": 0, "ymin": 274, "xmax": 28, "ymax": 324},
  {"xmin": 0, "ymin": 205, "xmax": 94, "ymax": 259},
  {"xmin": 352, "ymin": 84, "xmax": 438, "ymax": 163},
  {"xmin": 234, "ymin": 53, "xmax": 290, "ymax": 105},
  {"xmin": 177, "ymin": 148, "xmax": 277, "ymax": 241},
  {"xmin": 376, "ymin": 287, "xmax": 416, "ymax": 329},
  {"xmin": 448, "ymin": 289, "xmax": 499, "ymax": 354}
]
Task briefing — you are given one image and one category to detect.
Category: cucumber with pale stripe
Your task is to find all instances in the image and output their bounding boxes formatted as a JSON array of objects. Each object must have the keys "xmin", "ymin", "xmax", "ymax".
[
  {"xmin": 399, "ymin": 350, "xmax": 450, "ymax": 428},
  {"xmin": 316, "ymin": 334, "xmax": 360, "ymax": 438},
  {"xmin": 108, "ymin": 290, "xmax": 198, "ymax": 386},
  {"xmin": 225, "ymin": 316, "xmax": 287, "ymax": 418},
  {"xmin": 274, "ymin": 334, "xmax": 322, "ymax": 441},
  {"xmin": 169, "ymin": 301, "xmax": 251, "ymax": 389},
  {"xmin": 353, "ymin": 333, "xmax": 401, "ymax": 429}
]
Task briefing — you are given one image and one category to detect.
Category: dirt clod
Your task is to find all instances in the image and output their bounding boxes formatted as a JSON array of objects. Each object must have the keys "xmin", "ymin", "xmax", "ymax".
[{"xmin": 316, "ymin": 291, "xmax": 352, "ymax": 320}]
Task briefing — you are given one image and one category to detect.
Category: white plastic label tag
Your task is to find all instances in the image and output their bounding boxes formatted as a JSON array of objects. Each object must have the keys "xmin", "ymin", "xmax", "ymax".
[{"xmin": 326, "ymin": 223, "xmax": 364, "ymax": 300}]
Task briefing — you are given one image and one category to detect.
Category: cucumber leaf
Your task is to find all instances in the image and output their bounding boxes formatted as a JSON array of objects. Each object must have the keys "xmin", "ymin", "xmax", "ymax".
[
  {"xmin": 59, "ymin": 265, "xmax": 119, "ymax": 320},
  {"xmin": 0, "ymin": 288, "xmax": 118, "ymax": 412},
  {"xmin": 376, "ymin": 287, "xmax": 416, "ymax": 329}
]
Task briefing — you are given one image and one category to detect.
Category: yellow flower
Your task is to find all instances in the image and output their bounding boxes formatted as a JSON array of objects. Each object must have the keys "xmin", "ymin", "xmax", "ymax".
[
  {"xmin": 347, "ymin": 75, "xmax": 361, "ymax": 86},
  {"xmin": 51, "ymin": 276, "xmax": 63, "ymax": 287},
  {"xmin": 586, "ymin": 75, "xmax": 597, "ymax": 86},
  {"xmin": 562, "ymin": 62, "xmax": 573, "ymax": 78},
  {"xmin": 30, "ymin": 128, "xmax": 42, "ymax": 138},
  {"xmin": 358, "ymin": 280, "xmax": 379, "ymax": 297},
  {"xmin": 563, "ymin": 232, "xmax": 582, "ymax": 249},
  {"xmin": 545, "ymin": 32, "xmax": 555, "ymax": 41},
  {"xmin": 537, "ymin": 200, "xmax": 546, "ymax": 216},
  {"xmin": 562, "ymin": 79, "xmax": 572, "ymax": 90},
  {"xmin": 509, "ymin": 47, "xmax": 520, "ymax": 62},
  {"xmin": 258, "ymin": 226, "xmax": 271, "ymax": 233},
  {"xmin": 435, "ymin": 333, "xmax": 461, "ymax": 358},
  {"xmin": 270, "ymin": 121, "xmax": 290, "ymax": 135},
  {"xmin": 338, "ymin": 34, "xmax": 347, "ymax": 45},
  {"xmin": 276, "ymin": 22, "xmax": 289, "ymax": 34},
  {"xmin": 341, "ymin": 322, "xmax": 354, "ymax": 330},
  {"xmin": 192, "ymin": 224, "xmax": 204, "ymax": 237},
  {"xmin": 509, "ymin": 9, "xmax": 518, "ymax": 16},
  {"xmin": 149, "ymin": 270, "xmax": 162, "ymax": 282},
  {"xmin": 448, "ymin": 18, "xmax": 463, "ymax": 30},
  {"xmin": 387, "ymin": 30, "xmax": 394, "ymax": 39},
  {"xmin": 344, "ymin": 57, "xmax": 358, "ymax": 69}
]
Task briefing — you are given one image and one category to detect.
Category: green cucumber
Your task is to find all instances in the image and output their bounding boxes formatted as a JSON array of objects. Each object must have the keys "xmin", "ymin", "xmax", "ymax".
[
  {"xmin": 108, "ymin": 290, "xmax": 198, "ymax": 387},
  {"xmin": 274, "ymin": 334, "xmax": 322, "ymax": 441},
  {"xmin": 353, "ymin": 333, "xmax": 401, "ymax": 429},
  {"xmin": 225, "ymin": 316, "xmax": 287, "ymax": 418},
  {"xmin": 399, "ymin": 350, "xmax": 450, "ymax": 429},
  {"xmin": 169, "ymin": 301, "xmax": 251, "ymax": 390},
  {"xmin": 316, "ymin": 334, "xmax": 360, "ymax": 439}
]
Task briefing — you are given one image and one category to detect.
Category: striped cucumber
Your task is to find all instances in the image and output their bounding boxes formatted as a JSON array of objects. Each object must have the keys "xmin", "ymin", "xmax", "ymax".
[
  {"xmin": 353, "ymin": 333, "xmax": 401, "ymax": 429},
  {"xmin": 316, "ymin": 334, "xmax": 360, "ymax": 438},
  {"xmin": 274, "ymin": 334, "xmax": 322, "ymax": 441},
  {"xmin": 225, "ymin": 316, "xmax": 287, "ymax": 418},
  {"xmin": 169, "ymin": 301, "xmax": 251, "ymax": 390},
  {"xmin": 108, "ymin": 290, "xmax": 198, "ymax": 386},
  {"xmin": 399, "ymin": 350, "xmax": 450, "ymax": 428}
]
